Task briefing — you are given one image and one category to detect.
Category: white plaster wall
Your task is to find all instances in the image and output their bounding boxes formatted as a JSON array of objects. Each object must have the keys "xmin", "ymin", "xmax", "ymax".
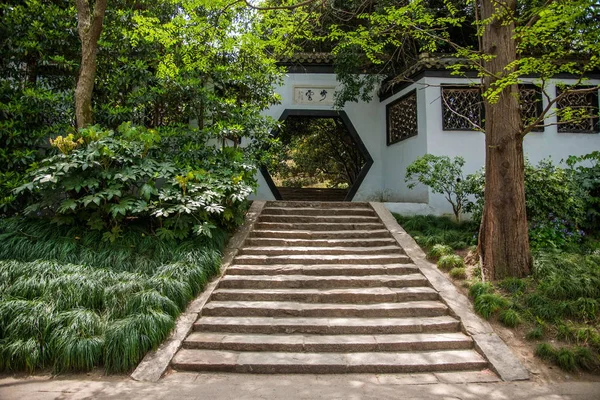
[
  {"xmin": 254, "ymin": 73, "xmax": 384, "ymax": 201},
  {"xmin": 422, "ymin": 76, "xmax": 600, "ymax": 215},
  {"xmin": 379, "ymin": 82, "xmax": 430, "ymax": 203}
]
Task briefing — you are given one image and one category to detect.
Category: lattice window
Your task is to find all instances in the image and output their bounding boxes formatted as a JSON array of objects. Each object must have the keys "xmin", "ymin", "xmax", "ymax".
[
  {"xmin": 519, "ymin": 85, "xmax": 544, "ymax": 132},
  {"xmin": 386, "ymin": 90, "xmax": 418, "ymax": 145},
  {"xmin": 557, "ymin": 86, "xmax": 599, "ymax": 133},
  {"xmin": 441, "ymin": 87, "xmax": 483, "ymax": 130}
]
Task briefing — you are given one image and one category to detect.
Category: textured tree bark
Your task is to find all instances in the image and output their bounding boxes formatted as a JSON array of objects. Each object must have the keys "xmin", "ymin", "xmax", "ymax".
[
  {"xmin": 75, "ymin": 0, "xmax": 107, "ymax": 129},
  {"xmin": 478, "ymin": 0, "xmax": 532, "ymax": 279}
]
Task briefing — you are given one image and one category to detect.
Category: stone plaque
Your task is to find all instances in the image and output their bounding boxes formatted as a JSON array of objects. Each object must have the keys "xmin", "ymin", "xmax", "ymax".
[{"xmin": 293, "ymin": 86, "xmax": 336, "ymax": 106}]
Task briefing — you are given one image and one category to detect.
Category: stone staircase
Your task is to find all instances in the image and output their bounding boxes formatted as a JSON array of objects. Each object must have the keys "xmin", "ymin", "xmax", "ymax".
[{"xmin": 171, "ymin": 201, "xmax": 489, "ymax": 374}]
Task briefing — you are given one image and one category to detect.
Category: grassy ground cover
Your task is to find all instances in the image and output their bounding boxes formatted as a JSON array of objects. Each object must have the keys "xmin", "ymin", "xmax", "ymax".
[
  {"xmin": 0, "ymin": 218, "xmax": 226, "ymax": 373},
  {"xmin": 394, "ymin": 213, "xmax": 600, "ymax": 373}
]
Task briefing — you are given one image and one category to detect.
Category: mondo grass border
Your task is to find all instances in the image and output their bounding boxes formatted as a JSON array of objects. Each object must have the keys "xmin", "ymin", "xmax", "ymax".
[
  {"xmin": 371, "ymin": 202, "xmax": 530, "ymax": 382},
  {"xmin": 131, "ymin": 201, "xmax": 266, "ymax": 382}
]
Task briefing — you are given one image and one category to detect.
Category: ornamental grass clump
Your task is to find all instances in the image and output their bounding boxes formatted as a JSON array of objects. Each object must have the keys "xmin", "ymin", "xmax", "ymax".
[
  {"xmin": 0, "ymin": 245, "xmax": 223, "ymax": 373},
  {"xmin": 449, "ymin": 267, "xmax": 467, "ymax": 280},
  {"xmin": 437, "ymin": 254, "xmax": 464, "ymax": 271},
  {"xmin": 428, "ymin": 244, "xmax": 454, "ymax": 259}
]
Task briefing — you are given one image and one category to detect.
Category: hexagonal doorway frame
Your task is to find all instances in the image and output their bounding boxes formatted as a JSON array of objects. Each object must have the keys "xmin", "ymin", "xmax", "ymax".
[{"xmin": 260, "ymin": 109, "xmax": 374, "ymax": 201}]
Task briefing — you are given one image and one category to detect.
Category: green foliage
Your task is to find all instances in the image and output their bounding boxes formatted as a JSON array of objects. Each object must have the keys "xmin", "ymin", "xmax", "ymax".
[
  {"xmin": 15, "ymin": 124, "xmax": 255, "ymax": 239},
  {"xmin": 474, "ymin": 294, "xmax": 510, "ymax": 319},
  {"xmin": 526, "ymin": 326, "xmax": 545, "ymax": 341},
  {"xmin": 498, "ymin": 277, "xmax": 528, "ymax": 295},
  {"xmin": 405, "ymin": 154, "xmax": 472, "ymax": 221},
  {"xmin": 393, "ymin": 214, "xmax": 477, "ymax": 251},
  {"xmin": 449, "ymin": 267, "xmax": 467, "ymax": 280},
  {"xmin": 469, "ymin": 282, "xmax": 494, "ymax": 299},
  {"xmin": 437, "ymin": 254, "xmax": 465, "ymax": 271},
  {"xmin": 269, "ymin": 117, "xmax": 365, "ymax": 189},
  {"xmin": 0, "ymin": 232, "xmax": 223, "ymax": 373},
  {"xmin": 499, "ymin": 309, "xmax": 523, "ymax": 328},
  {"xmin": 567, "ymin": 151, "xmax": 600, "ymax": 231},
  {"xmin": 427, "ymin": 244, "xmax": 454, "ymax": 259},
  {"xmin": 466, "ymin": 158, "xmax": 588, "ymax": 251},
  {"xmin": 535, "ymin": 342, "xmax": 557, "ymax": 361}
]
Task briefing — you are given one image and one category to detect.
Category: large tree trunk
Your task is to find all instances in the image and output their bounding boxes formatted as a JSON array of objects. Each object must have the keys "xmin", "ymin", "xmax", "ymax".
[
  {"xmin": 75, "ymin": 0, "xmax": 107, "ymax": 129},
  {"xmin": 478, "ymin": 0, "xmax": 532, "ymax": 280}
]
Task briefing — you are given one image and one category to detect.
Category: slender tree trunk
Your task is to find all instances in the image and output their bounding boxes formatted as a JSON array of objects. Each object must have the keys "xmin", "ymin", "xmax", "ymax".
[
  {"xmin": 75, "ymin": 0, "xmax": 107, "ymax": 129},
  {"xmin": 478, "ymin": 0, "xmax": 532, "ymax": 280}
]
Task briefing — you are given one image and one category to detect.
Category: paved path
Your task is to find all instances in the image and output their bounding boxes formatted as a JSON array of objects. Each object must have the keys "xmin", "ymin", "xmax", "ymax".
[{"xmin": 1, "ymin": 373, "xmax": 600, "ymax": 400}]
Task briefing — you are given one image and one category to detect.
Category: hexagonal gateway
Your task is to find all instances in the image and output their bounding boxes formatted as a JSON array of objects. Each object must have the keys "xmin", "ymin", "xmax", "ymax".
[{"xmin": 261, "ymin": 110, "xmax": 373, "ymax": 201}]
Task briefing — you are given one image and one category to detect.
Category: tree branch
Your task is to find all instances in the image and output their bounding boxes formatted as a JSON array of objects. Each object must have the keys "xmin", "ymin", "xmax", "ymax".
[{"xmin": 244, "ymin": 0, "xmax": 323, "ymax": 11}]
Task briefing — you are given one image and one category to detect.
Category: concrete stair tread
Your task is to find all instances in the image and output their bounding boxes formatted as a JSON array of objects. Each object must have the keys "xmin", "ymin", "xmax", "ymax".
[
  {"xmin": 218, "ymin": 273, "xmax": 428, "ymax": 289},
  {"xmin": 226, "ymin": 264, "xmax": 420, "ymax": 276},
  {"xmin": 211, "ymin": 286, "xmax": 439, "ymax": 303},
  {"xmin": 265, "ymin": 201, "xmax": 371, "ymax": 208},
  {"xmin": 195, "ymin": 315, "xmax": 458, "ymax": 327},
  {"xmin": 193, "ymin": 316, "xmax": 461, "ymax": 334},
  {"xmin": 172, "ymin": 349, "xmax": 487, "ymax": 373},
  {"xmin": 183, "ymin": 332, "xmax": 473, "ymax": 352},
  {"xmin": 234, "ymin": 254, "xmax": 411, "ymax": 265},
  {"xmin": 254, "ymin": 222, "xmax": 385, "ymax": 231},
  {"xmin": 250, "ymin": 229, "xmax": 391, "ymax": 239},
  {"xmin": 262, "ymin": 207, "xmax": 376, "ymax": 216},
  {"xmin": 259, "ymin": 215, "xmax": 380, "ymax": 221},
  {"xmin": 203, "ymin": 300, "xmax": 448, "ymax": 318},
  {"xmin": 240, "ymin": 245, "xmax": 402, "ymax": 255},
  {"xmin": 245, "ymin": 237, "xmax": 397, "ymax": 247}
]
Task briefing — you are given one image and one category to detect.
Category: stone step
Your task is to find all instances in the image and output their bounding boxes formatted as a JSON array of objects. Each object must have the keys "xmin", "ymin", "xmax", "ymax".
[
  {"xmin": 218, "ymin": 274, "xmax": 429, "ymax": 289},
  {"xmin": 258, "ymin": 215, "xmax": 381, "ymax": 224},
  {"xmin": 233, "ymin": 254, "xmax": 411, "ymax": 265},
  {"xmin": 183, "ymin": 332, "xmax": 473, "ymax": 352},
  {"xmin": 172, "ymin": 349, "xmax": 487, "ymax": 374},
  {"xmin": 211, "ymin": 287, "xmax": 439, "ymax": 303},
  {"xmin": 266, "ymin": 201, "xmax": 371, "ymax": 209},
  {"xmin": 250, "ymin": 229, "xmax": 392, "ymax": 239},
  {"xmin": 244, "ymin": 237, "xmax": 397, "ymax": 248},
  {"xmin": 254, "ymin": 222, "xmax": 384, "ymax": 231},
  {"xmin": 202, "ymin": 300, "xmax": 448, "ymax": 318},
  {"xmin": 193, "ymin": 316, "xmax": 460, "ymax": 335},
  {"xmin": 238, "ymin": 245, "xmax": 402, "ymax": 257},
  {"xmin": 226, "ymin": 264, "xmax": 420, "ymax": 276},
  {"xmin": 262, "ymin": 207, "xmax": 376, "ymax": 217}
]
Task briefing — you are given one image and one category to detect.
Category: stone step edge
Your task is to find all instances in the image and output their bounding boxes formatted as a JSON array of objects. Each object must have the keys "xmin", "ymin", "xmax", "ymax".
[
  {"xmin": 172, "ymin": 349, "xmax": 488, "ymax": 374},
  {"xmin": 182, "ymin": 332, "xmax": 474, "ymax": 352}
]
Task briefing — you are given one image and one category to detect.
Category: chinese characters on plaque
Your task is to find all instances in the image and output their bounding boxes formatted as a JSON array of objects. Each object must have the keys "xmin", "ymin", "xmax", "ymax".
[{"xmin": 293, "ymin": 86, "xmax": 336, "ymax": 106}]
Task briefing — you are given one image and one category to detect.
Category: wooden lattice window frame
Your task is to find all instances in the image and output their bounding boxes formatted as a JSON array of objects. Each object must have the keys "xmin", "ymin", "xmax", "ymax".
[
  {"xmin": 556, "ymin": 86, "xmax": 600, "ymax": 134},
  {"xmin": 441, "ymin": 86, "xmax": 484, "ymax": 131},
  {"xmin": 386, "ymin": 89, "xmax": 418, "ymax": 145},
  {"xmin": 441, "ymin": 85, "xmax": 545, "ymax": 132},
  {"xmin": 519, "ymin": 84, "xmax": 544, "ymax": 132}
]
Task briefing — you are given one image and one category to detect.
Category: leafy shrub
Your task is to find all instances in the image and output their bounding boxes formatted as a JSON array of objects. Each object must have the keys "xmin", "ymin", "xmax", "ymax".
[
  {"xmin": 449, "ymin": 267, "xmax": 467, "ymax": 280},
  {"xmin": 16, "ymin": 124, "xmax": 255, "ymax": 240},
  {"xmin": 437, "ymin": 254, "xmax": 465, "ymax": 271},
  {"xmin": 465, "ymin": 159, "xmax": 587, "ymax": 251},
  {"xmin": 0, "ymin": 85, "xmax": 73, "ymax": 214},
  {"xmin": 567, "ymin": 151, "xmax": 600, "ymax": 231},
  {"xmin": 428, "ymin": 244, "xmax": 454, "ymax": 258},
  {"xmin": 405, "ymin": 154, "xmax": 473, "ymax": 221}
]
